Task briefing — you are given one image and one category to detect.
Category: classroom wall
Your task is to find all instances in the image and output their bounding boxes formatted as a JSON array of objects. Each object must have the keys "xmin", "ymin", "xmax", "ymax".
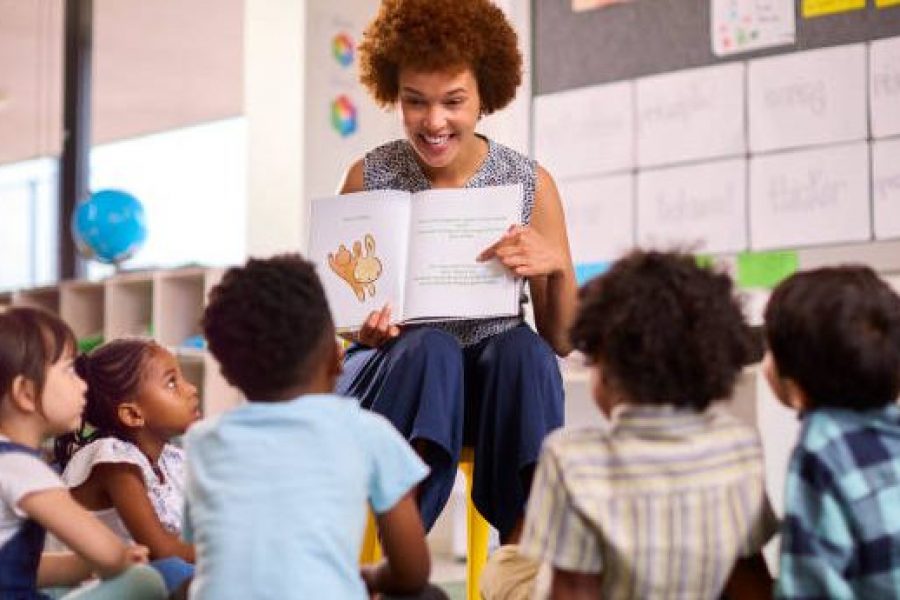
[
  {"xmin": 532, "ymin": 1, "xmax": 900, "ymax": 285},
  {"xmin": 244, "ymin": 0, "xmax": 306, "ymax": 257}
]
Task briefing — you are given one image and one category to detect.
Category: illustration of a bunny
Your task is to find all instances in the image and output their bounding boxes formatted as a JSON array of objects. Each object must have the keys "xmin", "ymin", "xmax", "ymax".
[
  {"xmin": 354, "ymin": 235, "xmax": 383, "ymax": 299},
  {"xmin": 328, "ymin": 233, "xmax": 383, "ymax": 302}
]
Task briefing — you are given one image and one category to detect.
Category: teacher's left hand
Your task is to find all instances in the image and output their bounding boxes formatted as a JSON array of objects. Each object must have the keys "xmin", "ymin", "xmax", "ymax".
[{"xmin": 477, "ymin": 224, "xmax": 566, "ymax": 278}]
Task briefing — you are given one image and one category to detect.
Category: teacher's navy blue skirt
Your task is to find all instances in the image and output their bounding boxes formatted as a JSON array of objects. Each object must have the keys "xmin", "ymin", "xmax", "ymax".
[{"xmin": 336, "ymin": 323, "xmax": 564, "ymax": 540}]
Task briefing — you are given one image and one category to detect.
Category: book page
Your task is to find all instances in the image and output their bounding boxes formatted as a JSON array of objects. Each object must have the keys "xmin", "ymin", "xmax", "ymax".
[
  {"xmin": 307, "ymin": 190, "xmax": 411, "ymax": 331},
  {"xmin": 403, "ymin": 185, "xmax": 522, "ymax": 321}
]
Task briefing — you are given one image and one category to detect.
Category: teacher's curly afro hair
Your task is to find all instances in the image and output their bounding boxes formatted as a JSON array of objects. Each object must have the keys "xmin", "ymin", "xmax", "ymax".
[{"xmin": 358, "ymin": 0, "xmax": 522, "ymax": 115}]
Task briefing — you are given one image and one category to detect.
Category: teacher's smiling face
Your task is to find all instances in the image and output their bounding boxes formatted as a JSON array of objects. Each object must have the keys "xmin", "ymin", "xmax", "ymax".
[{"xmin": 398, "ymin": 66, "xmax": 482, "ymax": 173}]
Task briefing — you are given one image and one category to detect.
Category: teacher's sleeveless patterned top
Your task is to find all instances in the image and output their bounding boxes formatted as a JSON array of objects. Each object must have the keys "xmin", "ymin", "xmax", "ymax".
[{"xmin": 363, "ymin": 137, "xmax": 536, "ymax": 347}]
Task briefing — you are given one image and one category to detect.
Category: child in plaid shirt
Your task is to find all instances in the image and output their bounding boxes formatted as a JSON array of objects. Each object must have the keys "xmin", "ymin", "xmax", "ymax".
[{"xmin": 763, "ymin": 265, "xmax": 900, "ymax": 598}]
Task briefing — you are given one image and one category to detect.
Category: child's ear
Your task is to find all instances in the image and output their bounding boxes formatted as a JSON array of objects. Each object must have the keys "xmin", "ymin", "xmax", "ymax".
[
  {"xmin": 116, "ymin": 402, "xmax": 145, "ymax": 428},
  {"xmin": 9, "ymin": 375, "xmax": 38, "ymax": 413},
  {"xmin": 762, "ymin": 353, "xmax": 810, "ymax": 413},
  {"xmin": 781, "ymin": 378, "xmax": 811, "ymax": 413},
  {"xmin": 332, "ymin": 339, "xmax": 345, "ymax": 377}
]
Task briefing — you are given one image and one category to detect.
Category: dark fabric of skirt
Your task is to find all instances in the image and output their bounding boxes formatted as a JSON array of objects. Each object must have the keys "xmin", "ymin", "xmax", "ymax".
[{"xmin": 336, "ymin": 324, "xmax": 564, "ymax": 539}]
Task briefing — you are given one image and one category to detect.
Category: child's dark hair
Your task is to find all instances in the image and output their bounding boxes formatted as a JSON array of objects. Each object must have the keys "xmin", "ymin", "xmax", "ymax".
[
  {"xmin": 764, "ymin": 265, "xmax": 900, "ymax": 410},
  {"xmin": 570, "ymin": 250, "xmax": 754, "ymax": 411},
  {"xmin": 54, "ymin": 338, "xmax": 157, "ymax": 467},
  {"xmin": 0, "ymin": 307, "xmax": 77, "ymax": 405},
  {"xmin": 202, "ymin": 253, "xmax": 334, "ymax": 400}
]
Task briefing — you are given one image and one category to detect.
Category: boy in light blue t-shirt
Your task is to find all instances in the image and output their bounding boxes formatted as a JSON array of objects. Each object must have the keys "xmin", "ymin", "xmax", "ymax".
[{"xmin": 187, "ymin": 254, "xmax": 443, "ymax": 599}]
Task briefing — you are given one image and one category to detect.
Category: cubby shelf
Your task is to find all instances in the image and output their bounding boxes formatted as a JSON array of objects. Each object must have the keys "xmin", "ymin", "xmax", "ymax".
[{"xmin": 2, "ymin": 267, "xmax": 242, "ymax": 417}]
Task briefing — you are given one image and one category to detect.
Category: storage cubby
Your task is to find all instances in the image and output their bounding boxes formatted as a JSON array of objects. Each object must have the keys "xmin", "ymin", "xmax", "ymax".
[
  {"xmin": 154, "ymin": 268, "xmax": 217, "ymax": 349},
  {"xmin": 105, "ymin": 273, "xmax": 154, "ymax": 340},
  {"xmin": 4, "ymin": 267, "xmax": 242, "ymax": 417},
  {"xmin": 13, "ymin": 286, "xmax": 60, "ymax": 314},
  {"xmin": 60, "ymin": 280, "xmax": 105, "ymax": 339}
]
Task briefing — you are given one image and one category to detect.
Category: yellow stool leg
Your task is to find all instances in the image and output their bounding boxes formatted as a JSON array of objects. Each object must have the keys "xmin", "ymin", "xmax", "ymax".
[
  {"xmin": 459, "ymin": 451, "xmax": 490, "ymax": 600},
  {"xmin": 360, "ymin": 508, "xmax": 382, "ymax": 565},
  {"xmin": 360, "ymin": 450, "xmax": 490, "ymax": 600}
]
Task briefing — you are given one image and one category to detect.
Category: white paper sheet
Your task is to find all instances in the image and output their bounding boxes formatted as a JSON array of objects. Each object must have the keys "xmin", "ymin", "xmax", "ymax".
[
  {"xmin": 636, "ymin": 63, "xmax": 745, "ymax": 168},
  {"xmin": 870, "ymin": 36, "xmax": 900, "ymax": 139},
  {"xmin": 748, "ymin": 44, "xmax": 867, "ymax": 153},
  {"xmin": 711, "ymin": 0, "xmax": 796, "ymax": 57},
  {"xmin": 749, "ymin": 142, "xmax": 870, "ymax": 249},
  {"xmin": 308, "ymin": 191, "xmax": 412, "ymax": 330},
  {"xmin": 559, "ymin": 174, "xmax": 635, "ymax": 263},
  {"xmin": 637, "ymin": 158, "xmax": 748, "ymax": 253},
  {"xmin": 403, "ymin": 187, "xmax": 521, "ymax": 321},
  {"xmin": 873, "ymin": 138, "xmax": 900, "ymax": 240},
  {"xmin": 533, "ymin": 82, "xmax": 634, "ymax": 179}
]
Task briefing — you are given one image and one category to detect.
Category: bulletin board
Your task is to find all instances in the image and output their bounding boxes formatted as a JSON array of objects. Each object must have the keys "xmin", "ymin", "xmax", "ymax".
[
  {"xmin": 531, "ymin": 0, "xmax": 900, "ymax": 296},
  {"xmin": 535, "ymin": 0, "xmax": 900, "ymax": 93}
]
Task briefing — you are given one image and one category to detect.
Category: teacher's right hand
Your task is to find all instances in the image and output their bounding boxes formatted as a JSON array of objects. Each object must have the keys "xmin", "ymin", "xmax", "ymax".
[{"xmin": 357, "ymin": 303, "xmax": 401, "ymax": 348}]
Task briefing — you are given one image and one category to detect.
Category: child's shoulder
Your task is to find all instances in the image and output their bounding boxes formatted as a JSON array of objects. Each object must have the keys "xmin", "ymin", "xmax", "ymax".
[
  {"xmin": 541, "ymin": 426, "xmax": 613, "ymax": 461},
  {"xmin": 0, "ymin": 440, "xmax": 64, "ymax": 502},
  {"xmin": 186, "ymin": 393, "xmax": 368, "ymax": 443},
  {"xmin": 800, "ymin": 405, "xmax": 900, "ymax": 455},
  {"xmin": 61, "ymin": 437, "xmax": 148, "ymax": 487}
]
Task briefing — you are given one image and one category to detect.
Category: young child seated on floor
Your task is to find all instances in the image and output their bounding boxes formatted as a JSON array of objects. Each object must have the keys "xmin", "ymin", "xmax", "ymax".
[
  {"xmin": 0, "ymin": 307, "xmax": 166, "ymax": 599},
  {"xmin": 762, "ymin": 265, "xmax": 900, "ymax": 598},
  {"xmin": 492, "ymin": 250, "xmax": 777, "ymax": 599},
  {"xmin": 189, "ymin": 253, "xmax": 445, "ymax": 599},
  {"xmin": 53, "ymin": 338, "xmax": 200, "ymax": 594}
]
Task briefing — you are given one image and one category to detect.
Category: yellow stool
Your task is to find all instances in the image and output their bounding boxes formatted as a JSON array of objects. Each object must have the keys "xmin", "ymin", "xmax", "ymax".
[{"xmin": 360, "ymin": 447, "xmax": 490, "ymax": 600}]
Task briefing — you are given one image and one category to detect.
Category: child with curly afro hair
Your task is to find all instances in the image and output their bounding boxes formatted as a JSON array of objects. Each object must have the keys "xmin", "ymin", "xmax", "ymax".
[
  {"xmin": 505, "ymin": 250, "xmax": 778, "ymax": 599},
  {"xmin": 335, "ymin": 0, "xmax": 578, "ymax": 563}
]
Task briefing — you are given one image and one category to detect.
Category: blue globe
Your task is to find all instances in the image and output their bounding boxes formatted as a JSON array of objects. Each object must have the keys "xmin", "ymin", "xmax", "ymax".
[{"xmin": 72, "ymin": 189, "xmax": 148, "ymax": 264}]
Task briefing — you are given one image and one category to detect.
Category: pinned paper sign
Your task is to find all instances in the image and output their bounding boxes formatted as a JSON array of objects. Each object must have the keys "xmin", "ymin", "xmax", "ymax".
[
  {"xmin": 802, "ymin": 0, "xmax": 865, "ymax": 18},
  {"xmin": 572, "ymin": 0, "xmax": 633, "ymax": 11},
  {"xmin": 737, "ymin": 250, "xmax": 798, "ymax": 289},
  {"xmin": 711, "ymin": 0, "xmax": 796, "ymax": 57}
]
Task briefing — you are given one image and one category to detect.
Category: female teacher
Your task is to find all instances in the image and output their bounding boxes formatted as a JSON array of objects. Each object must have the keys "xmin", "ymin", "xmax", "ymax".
[{"xmin": 336, "ymin": 0, "xmax": 577, "ymax": 546}]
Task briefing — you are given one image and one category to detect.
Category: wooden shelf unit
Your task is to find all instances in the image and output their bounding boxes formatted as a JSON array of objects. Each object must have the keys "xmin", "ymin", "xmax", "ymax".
[{"xmin": 2, "ymin": 267, "xmax": 242, "ymax": 417}]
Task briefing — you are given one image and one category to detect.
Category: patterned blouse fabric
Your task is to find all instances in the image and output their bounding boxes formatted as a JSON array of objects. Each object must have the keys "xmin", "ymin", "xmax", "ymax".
[
  {"xmin": 61, "ymin": 437, "xmax": 186, "ymax": 539},
  {"xmin": 363, "ymin": 137, "xmax": 535, "ymax": 347}
]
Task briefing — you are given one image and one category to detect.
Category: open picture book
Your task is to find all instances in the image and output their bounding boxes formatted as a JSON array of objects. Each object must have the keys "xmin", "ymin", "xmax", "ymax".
[{"xmin": 308, "ymin": 184, "xmax": 523, "ymax": 332}]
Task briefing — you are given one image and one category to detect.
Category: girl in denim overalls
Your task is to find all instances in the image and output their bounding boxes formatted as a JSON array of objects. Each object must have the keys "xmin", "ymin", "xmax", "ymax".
[{"xmin": 0, "ymin": 307, "xmax": 165, "ymax": 599}]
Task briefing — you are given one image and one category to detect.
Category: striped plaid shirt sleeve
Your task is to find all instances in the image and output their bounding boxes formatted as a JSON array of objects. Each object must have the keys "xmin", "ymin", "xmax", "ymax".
[
  {"xmin": 520, "ymin": 438, "xmax": 603, "ymax": 574},
  {"xmin": 776, "ymin": 444, "xmax": 856, "ymax": 599}
]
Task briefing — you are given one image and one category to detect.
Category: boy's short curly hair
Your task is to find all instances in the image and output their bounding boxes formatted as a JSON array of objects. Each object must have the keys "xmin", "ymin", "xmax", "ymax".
[
  {"xmin": 570, "ymin": 250, "xmax": 754, "ymax": 411},
  {"xmin": 202, "ymin": 254, "xmax": 334, "ymax": 401},
  {"xmin": 764, "ymin": 266, "xmax": 900, "ymax": 411},
  {"xmin": 358, "ymin": 0, "xmax": 522, "ymax": 114}
]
